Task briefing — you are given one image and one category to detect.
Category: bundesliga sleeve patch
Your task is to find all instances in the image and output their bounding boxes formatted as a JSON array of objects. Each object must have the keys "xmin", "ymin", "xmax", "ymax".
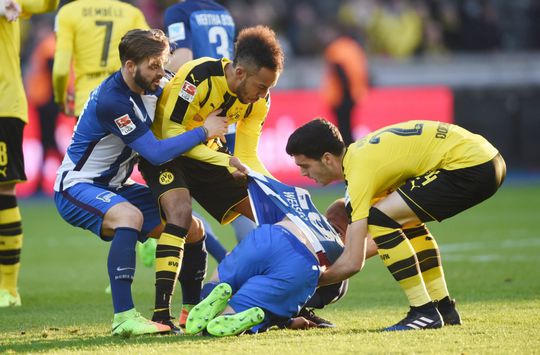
[
  {"xmin": 168, "ymin": 22, "xmax": 186, "ymax": 42},
  {"xmin": 114, "ymin": 114, "xmax": 137, "ymax": 135},
  {"xmin": 179, "ymin": 81, "xmax": 197, "ymax": 103}
]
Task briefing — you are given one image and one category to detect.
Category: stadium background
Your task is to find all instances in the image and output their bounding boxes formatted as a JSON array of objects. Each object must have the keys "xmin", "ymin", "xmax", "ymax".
[{"xmin": 16, "ymin": 0, "xmax": 540, "ymax": 194}]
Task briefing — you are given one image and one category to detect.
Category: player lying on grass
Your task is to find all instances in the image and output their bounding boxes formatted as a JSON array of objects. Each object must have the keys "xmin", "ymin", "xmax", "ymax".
[
  {"xmin": 184, "ymin": 173, "xmax": 378, "ymax": 336},
  {"xmin": 286, "ymin": 118, "xmax": 506, "ymax": 331}
]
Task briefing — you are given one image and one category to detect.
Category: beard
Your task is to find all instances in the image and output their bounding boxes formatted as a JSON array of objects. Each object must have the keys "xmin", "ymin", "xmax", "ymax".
[
  {"xmin": 134, "ymin": 67, "xmax": 155, "ymax": 92},
  {"xmin": 235, "ymin": 79, "xmax": 252, "ymax": 104}
]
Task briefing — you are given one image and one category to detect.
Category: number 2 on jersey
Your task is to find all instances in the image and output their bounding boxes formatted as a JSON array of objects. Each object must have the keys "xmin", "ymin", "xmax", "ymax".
[
  {"xmin": 95, "ymin": 20, "xmax": 113, "ymax": 67},
  {"xmin": 369, "ymin": 123, "xmax": 424, "ymax": 144}
]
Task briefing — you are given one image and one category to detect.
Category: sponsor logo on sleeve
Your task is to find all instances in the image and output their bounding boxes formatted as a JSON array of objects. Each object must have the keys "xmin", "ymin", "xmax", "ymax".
[
  {"xmin": 179, "ymin": 81, "xmax": 197, "ymax": 103},
  {"xmin": 114, "ymin": 114, "xmax": 136, "ymax": 135},
  {"xmin": 168, "ymin": 22, "xmax": 186, "ymax": 42}
]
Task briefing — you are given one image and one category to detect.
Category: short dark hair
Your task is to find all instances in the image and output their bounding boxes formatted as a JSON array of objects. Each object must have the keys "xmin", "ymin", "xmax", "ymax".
[
  {"xmin": 233, "ymin": 25, "xmax": 284, "ymax": 73},
  {"xmin": 119, "ymin": 29, "xmax": 169, "ymax": 65},
  {"xmin": 286, "ymin": 118, "xmax": 345, "ymax": 160}
]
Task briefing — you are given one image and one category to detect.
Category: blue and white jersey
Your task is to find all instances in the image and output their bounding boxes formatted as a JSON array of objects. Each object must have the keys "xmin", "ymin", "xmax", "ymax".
[
  {"xmin": 164, "ymin": 0, "xmax": 235, "ymax": 60},
  {"xmin": 247, "ymin": 172, "xmax": 344, "ymax": 266},
  {"xmin": 54, "ymin": 71, "xmax": 163, "ymax": 192}
]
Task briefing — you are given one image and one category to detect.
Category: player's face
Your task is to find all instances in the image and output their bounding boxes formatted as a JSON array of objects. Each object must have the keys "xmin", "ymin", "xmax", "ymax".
[
  {"xmin": 293, "ymin": 154, "xmax": 336, "ymax": 186},
  {"xmin": 236, "ymin": 67, "xmax": 279, "ymax": 104},
  {"xmin": 134, "ymin": 55, "xmax": 167, "ymax": 92}
]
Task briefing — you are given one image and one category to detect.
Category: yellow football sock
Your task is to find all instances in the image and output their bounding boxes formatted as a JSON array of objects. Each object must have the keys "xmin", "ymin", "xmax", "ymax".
[
  {"xmin": 0, "ymin": 195, "xmax": 23, "ymax": 296},
  {"xmin": 403, "ymin": 224, "xmax": 449, "ymax": 301},
  {"xmin": 370, "ymin": 224, "xmax": 431, "ymax": 307}
]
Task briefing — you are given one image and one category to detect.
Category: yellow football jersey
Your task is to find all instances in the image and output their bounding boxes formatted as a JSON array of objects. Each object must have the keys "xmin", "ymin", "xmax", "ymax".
[
  {"xmin": 0, "ymin": 0, "xmax": 58, "ymax": 122},
  {"xmin": 53, "ymin": 0, "xmax": 148, "ymax": 116},
  {"xmin": 154, "ymin": 57, "xmax": 271, "ymax": 176},
  {"xmin": 344, "ymin": 120, "xmax": 499, "ymax": 222}
]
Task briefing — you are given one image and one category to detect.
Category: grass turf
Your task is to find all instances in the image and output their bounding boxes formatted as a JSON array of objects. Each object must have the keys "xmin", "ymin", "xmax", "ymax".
[{"xmin": 0, "ymin": 182, "xmax": 539, "ymax": 353}]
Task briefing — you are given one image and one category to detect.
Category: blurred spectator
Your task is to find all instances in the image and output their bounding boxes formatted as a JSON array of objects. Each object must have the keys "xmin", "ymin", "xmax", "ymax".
[{"xmin": 320, "ymin": 22, "xmax": 369, "ymax": 145}]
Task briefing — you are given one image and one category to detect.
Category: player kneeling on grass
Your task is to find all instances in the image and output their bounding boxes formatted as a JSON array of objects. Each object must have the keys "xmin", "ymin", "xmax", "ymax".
[{"xmin": 185, "ymin": 173, "xmax": 378, "ymax": 336}]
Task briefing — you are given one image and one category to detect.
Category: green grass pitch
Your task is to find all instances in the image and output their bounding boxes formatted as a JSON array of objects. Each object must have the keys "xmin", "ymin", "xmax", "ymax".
[{"xmin": 1, "ymin": 182, "xmax": 539, "ymax": 353}]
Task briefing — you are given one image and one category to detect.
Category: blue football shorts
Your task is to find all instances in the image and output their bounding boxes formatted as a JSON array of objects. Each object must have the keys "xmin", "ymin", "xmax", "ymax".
[
  {"xmin": 217, "ymin": 224, "xmax": 321, "ymax": 319},
  {"xmin": 54, "ymin": 182, "xmax": 161, "ymax": 241}
]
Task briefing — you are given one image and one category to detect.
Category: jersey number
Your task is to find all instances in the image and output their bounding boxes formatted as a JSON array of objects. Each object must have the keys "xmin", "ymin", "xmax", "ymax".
[
  {"xmin": 369, "ymin": 123, "xmax": 424, "ymax": 144},
  {"xmin": 0, "ymin": 142, "xmax": 8, "ymax": 166},
  {"xmin": 208, "ymin": 26, "xmax": 230, "ymax": 58},
  {"xmin": 95, "ymin": 20, "xmax": 113, "ymax": 67}
]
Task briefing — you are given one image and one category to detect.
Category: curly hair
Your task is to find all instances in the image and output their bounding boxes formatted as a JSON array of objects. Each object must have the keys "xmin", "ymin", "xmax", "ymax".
[{"xmin": 234, "ymin": 25, "xmax": 284, "ymax": 73}]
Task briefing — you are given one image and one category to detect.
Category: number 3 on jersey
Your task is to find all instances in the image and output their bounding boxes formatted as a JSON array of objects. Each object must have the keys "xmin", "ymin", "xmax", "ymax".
[{"xmin": 208, "ymin": 26, "xmax": 230, "ymax": 59}]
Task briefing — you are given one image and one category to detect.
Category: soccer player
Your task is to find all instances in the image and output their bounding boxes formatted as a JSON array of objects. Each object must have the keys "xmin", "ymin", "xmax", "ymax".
[
  {"xmin": 185, "ymin": 174, "xmax": 378, "ymax": 336},
  {"xmin": 164, "ymin": 0, "xmax": 235, "ymax": 72},
  {"xmin": 286, "ymin": 118, "xmax": 506, "ymax": 331},
  {"xmin": 0, "ymin": 0, "xmax": 59, "ymax": 308},
  {"xmin": 53, "ymin": 0, "xmax": 148, "ymax": 118},
  {"xmin": 138, "ymin": 25, "xmax": 284, "ymax": 331},
  {"xmin": 53, "ymin": 29, "xmax": 227, "ymax": 336}
]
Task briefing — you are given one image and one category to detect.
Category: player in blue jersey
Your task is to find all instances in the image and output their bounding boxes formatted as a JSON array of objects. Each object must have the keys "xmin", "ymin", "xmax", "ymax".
[
  {"xmin": 185, "ymin": 173, "xmax": 378, "ymax": 336},
  {"xmin": 164, "ymin": 0, "xmax": 235, "ymax": 73},
  {"xmin": 53, "ymin": 29, "xmax": 228, "ymax": 336}
]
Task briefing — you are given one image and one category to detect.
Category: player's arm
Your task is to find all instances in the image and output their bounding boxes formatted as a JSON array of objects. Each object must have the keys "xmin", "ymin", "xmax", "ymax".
[
  {"xmin": 234, "ymin": 97, "xmax": 272, "ymax": 176},
  {"xmin": 52, "ymin": 9, "xmax": 72, "ymax": 111},
  {"xmin": 20, "ymin": 0, "xmax": 57, "ymax": 14},
  {"xmin": 318, "ymin": 218, "xmax": 368, "ymax": 287}
]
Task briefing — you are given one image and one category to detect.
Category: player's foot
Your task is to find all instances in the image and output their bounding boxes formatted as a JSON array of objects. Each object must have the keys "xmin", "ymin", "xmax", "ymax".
[
  {"xmin": 298, "ymin": 307, "xmax": 335, "ymax": 328},
  {"xmin": 207, "ymin": 307, "xmax": 265, "ymax": 337},
  {"xmin": 104, "ymin": 284, "xmax": 111, "ymax": 294},
  {"xmin": 112, "ymin": 308, "xmax": 171, "ymax": 336},
  {"xmin": 383, "ymin": 305, "xmax": 443, "ymax": 331},
  {"xmin": 152, "ymin": 317, "xmax": 183, "ymax": 335},
  {"xmin": 179, "ymin": 305, "xmax": 194, "ymax": 329},
  {"xmin": 0, "ymin": 289, "xmax": 21, "ymax": 307},
  {"xmin": 437, "ymin": 297, "xmax": 462, "ymax": 326},
  {"xmin": 137, "ymin": 238, "xmax": 157, "ymax": 268},
  {"xmin": 185, "ymin": 283, "xmax": 232, "ymax": 335}
]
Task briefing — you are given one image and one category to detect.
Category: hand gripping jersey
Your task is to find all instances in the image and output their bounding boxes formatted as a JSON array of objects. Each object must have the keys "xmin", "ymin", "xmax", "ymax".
[
  {"xmin": 164, "ymin": 0, "xmax": 235, "ymax": 60},
  {"xmin": 247, "ymin": 171, "xmax": 344, "ymax": 266},
  {"xmin": 54, "ymin": 71, "xmax": 162, "ymax": 191}
]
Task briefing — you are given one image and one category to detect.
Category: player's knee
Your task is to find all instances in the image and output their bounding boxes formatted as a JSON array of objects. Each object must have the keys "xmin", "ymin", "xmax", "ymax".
[
  {"xmin": 105, "ymin": 202, "xmax": 144, "ymax": 230},
  {"xmin": 160, "ymin": 192, "xmax": 192, "ymax": 225},
  {"xmin": 186, "ymin": 215, "xmax": 205, "ymax": 244}
]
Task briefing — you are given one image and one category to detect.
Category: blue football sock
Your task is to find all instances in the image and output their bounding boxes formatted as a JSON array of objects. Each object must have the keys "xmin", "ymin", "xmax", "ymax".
[
  {"xmin": 108, "ymin": 227, "xmax": 139, "ymax": 313},
  {"xmin": 204, "ymin": 231, "xmax": 227, "ymax": 262}
]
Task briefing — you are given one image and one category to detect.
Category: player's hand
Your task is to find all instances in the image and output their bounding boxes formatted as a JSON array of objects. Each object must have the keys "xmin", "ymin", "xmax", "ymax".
[
  {"xmin": 3, "ymin": 0, "xmax": 21, "ymax": 22},
  {"xmin": 229, "ymin": 156, "xmax": 248, "ymax": 174},
  {"xmin": 203, "ymin": 110, "xmax": 228, "ymax": 141},
  {"xmin": 287, "ymin": 317, "xmax": 317, "ymax": 330}
]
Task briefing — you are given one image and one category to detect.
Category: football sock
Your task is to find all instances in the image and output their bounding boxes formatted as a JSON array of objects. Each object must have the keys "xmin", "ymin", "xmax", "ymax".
[
  {"xmin": 204, "ymin": 231, "xmax": 227, "ymax": 263},
  {"xmin": 179, "ymin": 236, "xmax": 208, "ymax": 305},
  {"xmin": 154, "ymin": 223, "xmax": 187, "ymax": 320},
  {"xmin": 0, "ymin": 195, "xmax": 23, "ymax": 296},
  {"xmin": 370, "ymin": 224, "xmax": 431, "ymax": 307},
  {"xmin": 108, "ymin": 227, "xmax": 138, "ymax": 313},
  {"xmin": 403, "ymin": 224, "xmax": 449, "ymax": 301}
]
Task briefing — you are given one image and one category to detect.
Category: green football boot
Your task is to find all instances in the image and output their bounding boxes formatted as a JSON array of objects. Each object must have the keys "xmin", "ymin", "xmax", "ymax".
[
  {"xmin": 112, "ymin": 308, "xmax": 170, "ymax": 336},
  {"xmin": 137, "ymin": 238, "xmax": 157, "ymax": 268},
  {"xmin": 207, "ymin": 307, "xmax": 265, "ymax": 337},
  {"xmin": 0, "ymin": 289, "xmax": 21, "ymax": 307},
  {"xmin": 185, "ymin": 283, "xmax": 232, "ymax": 335}
]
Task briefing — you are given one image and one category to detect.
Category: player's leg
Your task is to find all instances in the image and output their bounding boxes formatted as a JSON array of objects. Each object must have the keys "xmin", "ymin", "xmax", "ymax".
[
  {"xmin": 230, "ymin": 215, "xmax": 256, "ymax": 243},
  {"xmin": 192, "ymin": 210, "xmax": 227, "ymax": 262},
  {"xmin": 54, "ymin": 183, "xmax": 169, "ymax": 335},
  {"xmin": 0, "ymin": 118, "xmax": 26, "ymax": 307}
]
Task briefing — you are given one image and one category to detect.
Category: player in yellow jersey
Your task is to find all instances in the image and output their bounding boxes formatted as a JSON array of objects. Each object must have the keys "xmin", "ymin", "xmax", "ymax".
[
  {"xmin": 52, "ymin": 0, "xmax": 148, "ymax": 117},
  {"xmin": 0, "ymin": 0, "xmax": 58, "ymax": 307},
  {"xmin": 286, "ymin": 118, "xmax": 506, "ymax": 331},
  {"xmin": 138, "ymin": 25, "xmax": 284, "ymax": 330}
]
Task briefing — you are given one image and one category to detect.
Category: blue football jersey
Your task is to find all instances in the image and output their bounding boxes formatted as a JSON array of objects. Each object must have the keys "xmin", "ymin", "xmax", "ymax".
[
  {"xmin": 164, "ymin": 0, "xmax": 235, "ymax": 60},
  {"xmin": 247, "ymin": 171, "xmax": 345, "ymax": 266},
  {"xmin": 54, "ymin": 71, "xmax": 163, "ymax": 191}
]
